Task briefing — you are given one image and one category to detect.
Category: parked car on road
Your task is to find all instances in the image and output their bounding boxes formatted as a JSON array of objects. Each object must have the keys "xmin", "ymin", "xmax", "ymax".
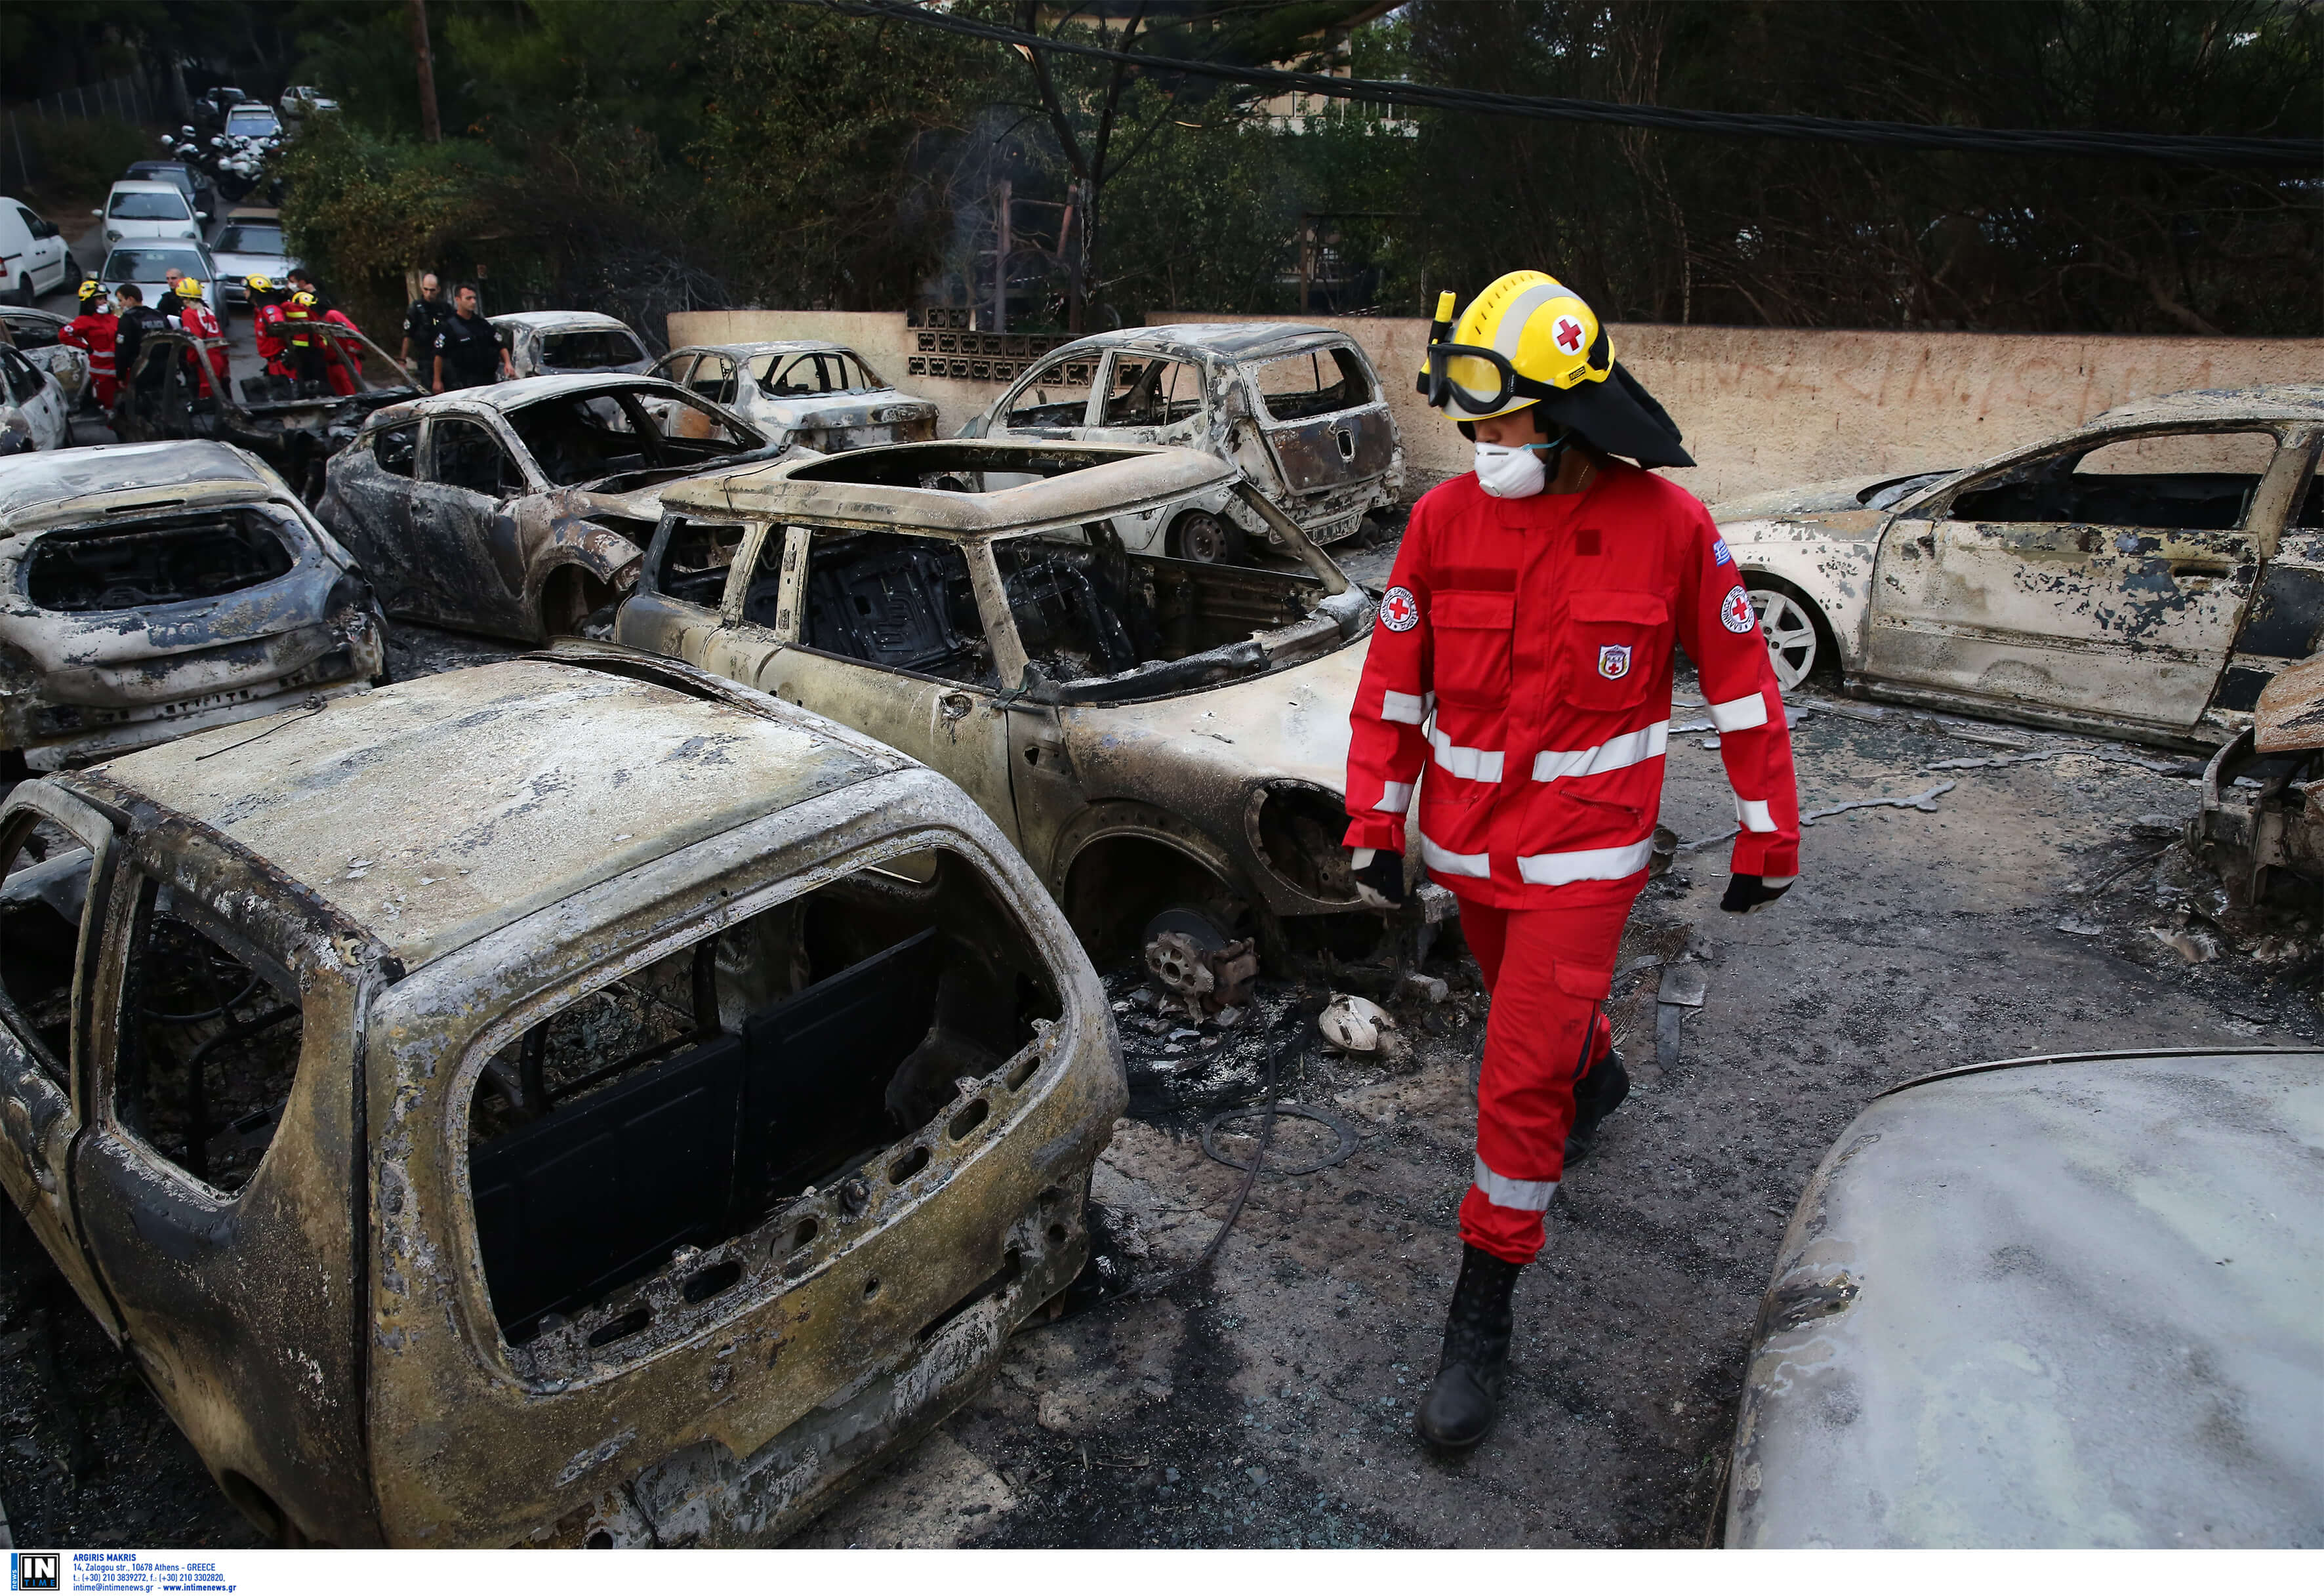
[
  {"xmin": 0, "ymin": 199, "xmax": 76, "ymax": 305},
  {"xmin": 0, "ymin": 342, "xmax": 70, "ymax": 453},
  {"xmin": 96, "ymin": 241, "xmax": 221, "ymax": 322},
  {"xmin": 122, "ymin": 160, "xmax": 219, "ymax": 228},
  {"xmin": 962, "ymin": 323, "xmax": 1403, "ymax": 563},
  {"xmin": 94, "ymin": 180, "xmax": 207, "ymax": 251},
  {"xmin": 112, "ymin": 319, "xmax": 417, "ymax": 503},
  {"xmin": 1728, "ymin": 1046, "xmax": 2323, "ymax": 1547},
  {"xmin": 319, "ymin": 373, "xmax": 783, "ymax": 642},
  {"xmin": 0, "ymin": 645, "xmax": 1119, "ymax": 1545},
  {"xmin": 0, "ymin": 440, "xmax": 385, "ymax": 769},
  {"xmin": 619, "ymin": 440, "xmax": 1416, "ymax": 983},
  {"xmin": 493, "ymin": 311, "xmax": 653, "ymax": 380},
  {"xmin": 649, "ymin": 340, "xmax": 937, "ymax": 454},
  {"xmin": 1715, "ymin": 384, "xmax": 2324, "ymax": 748},
  {"xmin": 222, "ymin": 101, "xmax": 283, "ymax": 141},
  {"xmin": 207, "ymin": 207, "xmax": 295, "ymax": 307}
]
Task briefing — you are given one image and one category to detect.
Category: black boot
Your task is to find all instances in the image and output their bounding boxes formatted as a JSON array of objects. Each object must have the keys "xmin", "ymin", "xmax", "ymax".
[
  {"xmin": 1416, "ymin": 1243, "xmax": 1521, "ymax": 1451},
  {"xmin": 1563, "ymin": 1047, "xmax": 1629, "ymax": 1166}
]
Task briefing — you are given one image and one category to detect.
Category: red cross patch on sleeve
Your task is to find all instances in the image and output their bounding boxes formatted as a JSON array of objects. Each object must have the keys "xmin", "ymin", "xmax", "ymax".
[{"xmin": 1379, "ymin": 586, "xmax": 1421, "ymax": 633}]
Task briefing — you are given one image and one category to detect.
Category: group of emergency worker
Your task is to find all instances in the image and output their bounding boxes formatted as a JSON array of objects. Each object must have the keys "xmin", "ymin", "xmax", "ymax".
[{"xmin": 60, "ymin": 267, "xmax": 369, "ymax": 417}]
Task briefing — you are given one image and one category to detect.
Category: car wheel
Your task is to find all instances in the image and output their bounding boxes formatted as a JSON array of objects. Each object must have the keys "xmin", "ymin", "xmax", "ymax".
[
  {"xmin": 541, "ymin": 567, "xmax": 617, "ymax": 638},
  {"xmin": 1747, "ymin": 583, "xmax": 1825, "ymax": 692},
  {"xmin": 1167, "ymin": 508, "xmax": 1246, "ymax": 565}
]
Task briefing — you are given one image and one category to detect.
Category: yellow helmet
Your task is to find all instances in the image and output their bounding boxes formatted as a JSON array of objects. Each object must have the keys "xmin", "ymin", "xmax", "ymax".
[
  {"xmin": 292, "ymin": 291, "xmax": 317, "ymax": 308},
  {"xmin": 245, "ymin": 273, "xmax": 274, "ymax": 293},
  {"xmin": 178, "ymin": 278, "xmax": 206, "ymax": 300},
  {"xmin": 77, "ymin": 279, "xmax": 103, "ymax": 302},
  {"xmin": 1417, "ymin": 271, "xmax": 1612, "ymax": 422}
]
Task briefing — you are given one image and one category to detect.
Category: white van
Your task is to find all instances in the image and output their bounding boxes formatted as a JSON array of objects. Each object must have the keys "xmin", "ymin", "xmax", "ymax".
[
  {"xmin": 0, "ymin": 199, "xmax": 75, "ymax": 306},
  {"xmin": 94, "ymin": 179, "xmax": 205, "ymax": 250}
]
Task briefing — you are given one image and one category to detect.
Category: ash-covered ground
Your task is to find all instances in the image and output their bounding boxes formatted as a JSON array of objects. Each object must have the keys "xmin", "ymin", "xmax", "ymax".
[{"xmin": 1, "ymin": 602, "xmax": 2313, "ymax": 1549}]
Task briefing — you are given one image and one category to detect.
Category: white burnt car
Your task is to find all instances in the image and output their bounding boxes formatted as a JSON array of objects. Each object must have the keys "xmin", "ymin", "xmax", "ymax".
[
  {"xmin": 1717, "ymin": 384, "xmax": 2324, "ymax": 748},
  {"xmin": 648, "ymin": 341, "xmax": 938, "ymax": 455},
  {"xmin": 962, "ymin": 324, "xmax": 1402, "ymax": 564},
  {"xmin": 492, "ymin": 311, "xmax": 654, "ymax": 380}
]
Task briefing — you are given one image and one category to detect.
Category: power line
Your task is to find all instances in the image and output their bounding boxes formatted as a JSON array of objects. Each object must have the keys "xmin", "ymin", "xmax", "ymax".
[{"xmin": 831, "ymin": 0, "xmax": 2322, "ymax": 171}]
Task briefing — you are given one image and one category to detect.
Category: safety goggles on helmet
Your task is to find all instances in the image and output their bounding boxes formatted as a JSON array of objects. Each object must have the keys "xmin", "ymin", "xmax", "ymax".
[{"xmin": 1417, "ymin": 331, "xmax": 1610, "ymax": 418}]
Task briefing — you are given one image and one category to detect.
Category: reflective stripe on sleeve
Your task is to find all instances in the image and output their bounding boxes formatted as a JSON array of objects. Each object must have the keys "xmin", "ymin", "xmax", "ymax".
[
  {"xmin": 1418, "ymin": 832, "xmax": 1490, "ymax": 879},
  {"xmin": 1380, "ymin": 689, "xmax": 1434, "ymax": 726},
  {"xmin": 1429, "ymin": 728, "xmax": 1505, "ymax": 783},
  {"xmin": 1514, "ymin": 836, "xmax": 1658, "ymax": 886},
  {"xmin": 1532, "ymin": 720, "xmax": 1669, "ymax": 782},
  {"xmin": 1375, "ymin": 781, "xmax": 1414, "ymax": 813},
  {"xmin": 1734, "ymin": 796, "xmax": 1777, "ymax": 832},
  {"xmin": 1472, "ymin": 1155, "xmax": 1557, "ymax": 1212},
  {"xmin": 1707, "ymin": 691, "xmax": 1770, "ymax": 732}
]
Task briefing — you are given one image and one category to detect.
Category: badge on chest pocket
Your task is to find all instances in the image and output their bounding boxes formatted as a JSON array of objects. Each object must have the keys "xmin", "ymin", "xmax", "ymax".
[{"xmin": 1597, "ymin": 644, "xmax": 1633, "ymax": 680}]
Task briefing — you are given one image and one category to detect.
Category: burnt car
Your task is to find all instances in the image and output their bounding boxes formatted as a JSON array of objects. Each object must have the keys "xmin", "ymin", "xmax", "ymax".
[
  {"xmin": 617, "ymin": 440, "xmax": 1433, "ymax": 996},
  {"xmin": 317, "ymin": 374, "xmax": 785, "ymax": 642},
  {"xmin": 648, "ymin": 340, "xmax": 938, "ymax": 454},
  {"xmin": 2190, "ymin": 651, "xmax": 2324, "ymax": 915},
  {"xmin": 492, "ymin": 311, "xmax": 653, "ymax": 380},
  {"xmin": 1713, "ymin": 384, "xmax": 2324, "ymax": 748},
  {"xmin": 112, "ymin": 317, "xmax": 418, "ymax": 504},
  {"xmin": 962, "ymin": 324, "xmax": 1402, "ymax": 563},
  {"xmin": 1727, "ymin": 1047, "xmax": 2323, "ymax": 1547},
  {"xmin": 0, "ymin": 647, "xmax": 1122, "ymax": 1545},
  {"xmin": 0, "ymin": 440, "xmax": 384, "ymax": 771}
]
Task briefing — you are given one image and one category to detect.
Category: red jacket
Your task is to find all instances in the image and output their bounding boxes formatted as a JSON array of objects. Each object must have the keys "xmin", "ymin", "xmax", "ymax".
[
  {"xmin": 1343, "ymin": 460, "xmax": 1801, "ymax": 909},
  {"xmin": 60, "ymin": 312, "xmax": 117, "ymax": 379}
]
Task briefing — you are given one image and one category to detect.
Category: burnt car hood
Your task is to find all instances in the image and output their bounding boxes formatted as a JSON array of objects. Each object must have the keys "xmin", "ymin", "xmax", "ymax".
[
  {"xmin": 758, "ymin": 390, "xmax": 935, "ymax": 430},
  {"xmin": 1059, "ymin": 634, "xmax": 1368, "ymax": 803},
  {"xmin": 1711, "ymin": 472, "xmax": 1953, "ymax": 525}
]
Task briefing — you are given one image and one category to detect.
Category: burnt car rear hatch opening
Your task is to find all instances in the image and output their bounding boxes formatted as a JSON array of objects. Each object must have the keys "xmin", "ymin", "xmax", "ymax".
[{"xmin": 22, "ymin": 506, "xmax": 296, "ymax": 612}]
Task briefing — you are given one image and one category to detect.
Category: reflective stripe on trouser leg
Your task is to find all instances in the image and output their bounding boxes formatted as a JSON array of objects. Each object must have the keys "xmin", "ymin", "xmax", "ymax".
[{"xmin": 1458, "ymin": 891, "xmax": 1638, "ymax": 1265}]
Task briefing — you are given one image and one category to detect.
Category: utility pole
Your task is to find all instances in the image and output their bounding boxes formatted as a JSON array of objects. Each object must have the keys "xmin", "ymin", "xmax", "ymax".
[
  {"xmin": 991, "ymin": 180, "xmax": 1011, "ymax": 335},
  {"xmin": 409, "ymin": 0, "xmax": 442, "ymax": 143}
]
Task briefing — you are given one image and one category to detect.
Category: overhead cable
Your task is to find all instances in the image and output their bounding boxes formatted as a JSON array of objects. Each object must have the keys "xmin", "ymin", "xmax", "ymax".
[{"xmin": 830, "ymin": 0, "xmax": 2322, "ymax": 171}]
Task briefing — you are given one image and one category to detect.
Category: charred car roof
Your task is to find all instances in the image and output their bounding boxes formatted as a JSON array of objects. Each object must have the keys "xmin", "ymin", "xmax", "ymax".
[
  {"xmin": 1050, "ymin": 322, "xmax": 1354, "ymax": 363},
  {"xmin": 660, "ymin": 441, "xmax": 1236, "ymax": 537},
  {"xmin": 681, "ymin": 339, "xmax": 864, "ymax": 359},
  {"xmin": 0, "ymin": 440, "xmax": 283, "ymax": 533},
  {"xmin": 2085, "ymin": 382, "xmax": 2324, "ymax": 430},
  {"xmin": 84, "ymin": 653, "xmax": 909, "ymax": 969},
  {"xmin": 359, "ymin": 373, "xmax": 716, "ymax": 429},
  {"xmin": 490, "ymin": 311, "xmax": 641, "ymax": 333}
]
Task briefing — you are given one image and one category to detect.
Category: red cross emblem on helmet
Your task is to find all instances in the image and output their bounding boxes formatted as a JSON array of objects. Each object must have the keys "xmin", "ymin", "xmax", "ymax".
[{"xmin": 1554, "ymin": 316, "xmax": 1584, "ymax": 354}]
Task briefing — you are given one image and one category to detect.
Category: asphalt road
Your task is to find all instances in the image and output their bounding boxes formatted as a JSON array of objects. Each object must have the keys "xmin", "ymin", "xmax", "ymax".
[{"xmin": 0, "ymin": 523, "xmax": 2308, "ymax": 1546}]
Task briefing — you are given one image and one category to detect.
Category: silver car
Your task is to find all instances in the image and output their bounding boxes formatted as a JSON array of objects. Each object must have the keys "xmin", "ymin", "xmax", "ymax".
[
  {"xmin": 96, "ymin": 241, "xmax": 222, "ymax": 322},
  {"xmin": 962, "ymin": 323, "xmax": 1403, "ymax": 563},
  {"xmin": 207, "ymin": 207, "xmax": 295, "ymax": 307},
  {"xmin": 649, "ymin": 340, "xmax": 938, "ymax": 454}
]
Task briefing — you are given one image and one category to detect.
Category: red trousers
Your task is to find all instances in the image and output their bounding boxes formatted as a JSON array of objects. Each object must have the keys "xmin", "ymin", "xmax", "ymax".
[{"xmin": 1456, "ymin": 889, "xmax": 1635, "ymax": 1264}]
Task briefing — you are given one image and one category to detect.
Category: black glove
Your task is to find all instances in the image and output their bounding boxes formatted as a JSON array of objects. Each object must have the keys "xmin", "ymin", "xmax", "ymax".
[
  {"xmin": 1352, "ymin": 848, "xmax": 1405, "ymax": 909},
  {"xmin": 1721, "ymin": 874, "xmax": 1793, "ymax": 914}
]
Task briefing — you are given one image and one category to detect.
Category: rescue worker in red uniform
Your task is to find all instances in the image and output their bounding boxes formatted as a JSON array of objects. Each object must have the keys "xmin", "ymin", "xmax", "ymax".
[
  {"xmin": 1341, "ymin": 273, "xmax": 1801, "ymax": 1450},
  {"xmin": 319, "ymin": 304, "xmax": 362, "ymax": 396},
  {"xmin": 283, "ymin": 290, "xmax": 325, "ymax": 393},
  {"xmin": 60, "ymin": 281, "xmax": 119, "ymax": 412},
  {"xmin": 174, "ymin": 279, "xmax": 228, "ymax": 398},
  {"xmin": 248, "ymin": 276, "xmax": 291, "ymax": 382}
]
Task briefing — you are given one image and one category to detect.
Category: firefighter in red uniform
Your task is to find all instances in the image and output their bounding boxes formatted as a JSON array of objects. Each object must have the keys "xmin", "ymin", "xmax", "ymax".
[
  {"xmin": 1342, "ymin": 272, "xmax": 1801, "ymax": 1450},
  {"xmin": 319, "ymin": 305, "xmax": 362, "ymax": 396},
  {"xmin": 174, "ymin": 279, "xmax": 228, "ymax": 398},
  {"xmin": 60, "ymin": 281, "xmax": 119, "ymax": 412},
  {"xmin": 283, "ymin": 290, "xmax": 324, "ymax": 392},
  {"xmin": 249, "ymin": 276, "xmax": 291, "ymax": 381}
]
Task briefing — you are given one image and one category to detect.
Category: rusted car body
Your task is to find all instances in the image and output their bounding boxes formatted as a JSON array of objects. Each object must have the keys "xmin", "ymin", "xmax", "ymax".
[
  {"xmin": 962, "ymin": 324, "xmax": 1403, "ymax": 563},
  {"xmin": 2190, "ymin": 651, "xmax": 2324, "ymax": 912},
  {"xmin": 113, "ymin": 320, "xmax": 417, "ymax": 504},
  {"xmin": 317, "ymin": 374, "xmax": 786, "ymax": 642},
  {"xmin": 0, "ymin": 647, "xmax": 1121, "ymax": 1545},
  {"xmin": 1713, "ymin": 386, "xmax": 2323, "ymax": 748},
  {"xmin": 617, "ymin": 440, "xmax": 1421, "ymax": 977},
  {"xmin": 492, "ymin": 311, "xmax": 653, "ymax": 380},
  {"xmin": 648, "ymin": 340, "xmax": 939, "ymax": 455},
  {"xmin": 0, "ymin": 440, "xmax": 384, "ymax": 771},
  {"xmin": 1728, "ymin": 1048, "xmax": 2323, "ymax": 1547}
]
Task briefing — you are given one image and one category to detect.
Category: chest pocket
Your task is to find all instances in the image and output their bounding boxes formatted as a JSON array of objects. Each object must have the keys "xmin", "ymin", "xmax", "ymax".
[
  {"xmin": 1432, "ymin": 589, "xmax": 1516, "ymax": 708},
  {"xmin": 1565, "ymin": 590, "xmax": 1668, "ymax": 711}
]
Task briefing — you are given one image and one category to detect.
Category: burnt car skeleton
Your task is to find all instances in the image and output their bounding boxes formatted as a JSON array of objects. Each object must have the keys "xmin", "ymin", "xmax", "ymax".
[
  {"xmin": 491, "ymin": 311, "xmax": 653, "ymax": 380},
  {"xmin": 649, "ymin": 340, "xmax": 939, "ymax": 455},
  {"xmin": 319, "ymin": 374, "xmax": 786, "ymax": 643},
  {"xmin": 1728, "ymin": 1047, "xmax": 2323, "ymax": 1547},
  {"xmin": 2190, "ymin": 651, "xmax": 2324, "ymax": 916},
  {"xmin": 0, "ymin": 440, "xmax": 384, "ymax": 771},
  {"xmin": 112, "ymin": 318, "xmax": 417, "ymax": 504},
  {"xmin": 0, "ymin": 647, "xmax": 1122, "ymax": 1545},
  {"xmin": 962, "ymin": 324, "xmax": 1403, "ymax": 563},
  {"xmin": 617, "ymin": 441, "xmax": 1431, "ymax": 992},
  {"xmin": 1714, "ymin": 384, "xmax": 2324, "ymax": 748}
]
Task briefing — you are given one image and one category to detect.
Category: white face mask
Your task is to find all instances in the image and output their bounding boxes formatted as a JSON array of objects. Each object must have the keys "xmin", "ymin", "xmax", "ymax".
[{"xmin": 1473, "ymin": 440, "xmax": 1554, "ymax": 499}]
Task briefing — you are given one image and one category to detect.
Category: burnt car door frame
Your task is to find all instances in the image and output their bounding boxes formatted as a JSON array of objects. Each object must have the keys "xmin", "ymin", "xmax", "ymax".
[
  {"xmin": 0, "ymin": 783, "xmax": 127, "ymax": 1340},
  {"xmin": 1864, "ymin": 420, "xmax": 2309, "ymax": 737},
  {"xmin": 412, "ymin": 409, "xmax": 538, "ymax": 634}
]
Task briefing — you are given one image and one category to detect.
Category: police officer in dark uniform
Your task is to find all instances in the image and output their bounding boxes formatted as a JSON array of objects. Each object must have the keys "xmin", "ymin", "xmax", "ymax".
[
  {"xmin": 432, "ymin": 283, "xmax": 515, "ymax": 392},
  {"xmin": 401, "ymin": 272, "xmax": 451, "ymax": 380},
  {"xmin": 111, "ymin": 285, "xmax": 174, "ymax": 416}
]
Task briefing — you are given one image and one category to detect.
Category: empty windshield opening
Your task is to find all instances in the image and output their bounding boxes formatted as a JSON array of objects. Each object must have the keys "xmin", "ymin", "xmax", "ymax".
[
  {"xmin": 763, "ymin": 350, "xmax": 880, "ymax": 396},
  {"xmin": 22, "ymin": 508, "xmax": 297, "ymax": 612},
  {"xmin": 1250, "ymin": 346, "xmax": 1372, "ymax": 422},
  {"xmin": 537, "ymin": 329, "xmax": 646, "ymax": 370},
  {"xmin": 1949, "ymin": 430, "xmax": 2276, "ymax": 532},
  {"xmin": 463, "ymin": 848, "xmax": 1061, "ymax": 1364}
]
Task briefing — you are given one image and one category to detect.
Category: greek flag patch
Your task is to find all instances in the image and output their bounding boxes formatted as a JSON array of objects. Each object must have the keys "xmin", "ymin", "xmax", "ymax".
[{"xmin": 1712, "ymin": 537, "xmax": 1734, "ymax": 566}]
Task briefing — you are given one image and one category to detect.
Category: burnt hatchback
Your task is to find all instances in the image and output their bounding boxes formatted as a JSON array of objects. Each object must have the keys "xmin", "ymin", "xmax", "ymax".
[{"xmin": 0, "ymin": 648, "xmax": 1120, "ymax": 1544}]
